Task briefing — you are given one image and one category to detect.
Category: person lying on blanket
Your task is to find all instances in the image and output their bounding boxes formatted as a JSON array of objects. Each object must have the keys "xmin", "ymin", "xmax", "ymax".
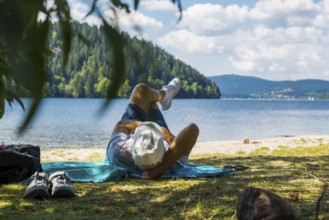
[{"xmin": 106, "ymin": 78, "xmax": 199, "ymax": 180}]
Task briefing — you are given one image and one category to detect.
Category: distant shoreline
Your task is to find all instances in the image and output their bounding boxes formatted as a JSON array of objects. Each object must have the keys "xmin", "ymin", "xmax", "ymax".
[{"xmin": 210, "ymin": 74, "xmax": 329, "ymax": 100}]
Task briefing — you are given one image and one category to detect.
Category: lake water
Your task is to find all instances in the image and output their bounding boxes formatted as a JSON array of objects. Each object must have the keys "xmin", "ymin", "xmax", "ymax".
[{"xmin": 0, "ymin": 98, "xmax": 328, "ymax": 148}]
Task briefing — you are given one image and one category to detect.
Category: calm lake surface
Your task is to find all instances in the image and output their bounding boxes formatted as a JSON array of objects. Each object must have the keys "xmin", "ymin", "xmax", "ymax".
[{"xmin": 0, "ymin": 98, "xmax": 328, "ymax": 148}]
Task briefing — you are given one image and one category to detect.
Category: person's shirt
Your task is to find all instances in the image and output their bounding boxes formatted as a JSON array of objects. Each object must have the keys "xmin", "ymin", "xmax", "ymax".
[{"xmin": 106, "ymin": 131, "xmax": 170, "ymax": 172}]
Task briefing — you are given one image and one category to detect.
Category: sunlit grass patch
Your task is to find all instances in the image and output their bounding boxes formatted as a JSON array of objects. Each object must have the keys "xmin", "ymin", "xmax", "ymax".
[
  {"xmin": 267, "ymin": 159, "xmax": 292, "ymax": 168},
  {"xmin": 236, "ymin": 150, "xmax": 246, "ymax": 155},
  {"xmin": 85, "ymin": 152, "xmax": 105, "ymax": 161},
  {"xmin": 250, "ymin": 146, "xmax": 270, "ymax": 155},
  {"xmin": 0, "ymin": 201, "xmax": 12, "ymax": 209},
  {"xmin": 272, "ymin": 144, "xmax": 329, "ymax": 156},
  {"xmin": 41, "ymin": 148, "xmax": 106, "ymax": 162},
  {"xmin": 2, "ymin": 184, "xmax": 25, "ymax": 191},
  {"xmin": 2, "ymin": 144, "xmax": 329, "ymax": 219},
  {"xmin": 18, "ymin": 200, "xmax": 35, "ymax": 210}
]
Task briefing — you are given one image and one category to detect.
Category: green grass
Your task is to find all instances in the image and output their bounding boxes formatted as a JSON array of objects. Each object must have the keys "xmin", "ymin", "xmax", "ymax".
[{"xmin": 1, "ymin": 144, "xmax": 329, "ymax": 219}]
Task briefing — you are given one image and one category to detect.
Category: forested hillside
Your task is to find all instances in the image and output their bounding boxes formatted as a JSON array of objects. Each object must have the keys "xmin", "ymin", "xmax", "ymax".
[{"xmin": 42, "ymin": 22, "xmax": 220, "ymax": 98}]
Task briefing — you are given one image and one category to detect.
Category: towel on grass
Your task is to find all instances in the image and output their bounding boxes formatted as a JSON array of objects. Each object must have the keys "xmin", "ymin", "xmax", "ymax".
[
  {"xmin": 41, "ymin": 160, "xmax": 234, "ymax": 183},
  {"xmin": 130, "ymin": 164, "xmax": 234, "ymax": 179},
  {"xmin": 41, "ymin": 161, "xmax": 125, "ymax": 182}
]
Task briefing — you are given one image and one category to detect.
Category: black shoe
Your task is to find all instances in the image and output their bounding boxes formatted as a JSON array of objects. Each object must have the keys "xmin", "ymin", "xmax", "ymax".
[
  {"xmin": 23, "ymin": 172, "xmax": 49, "ymax": 199},
  {"xmin": 49, "ymin": 171, "xmax": 75, "ymax": 197}
]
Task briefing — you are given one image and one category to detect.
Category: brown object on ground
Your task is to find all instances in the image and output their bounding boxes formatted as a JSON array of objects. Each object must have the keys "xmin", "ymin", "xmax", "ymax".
[
  {"xmin": 236, "ymin": 187, "xmax": 296, "ymax": 220},
  {"xmin": 243, "ymin": 138, "xmax": 250, "ymax": 144}
]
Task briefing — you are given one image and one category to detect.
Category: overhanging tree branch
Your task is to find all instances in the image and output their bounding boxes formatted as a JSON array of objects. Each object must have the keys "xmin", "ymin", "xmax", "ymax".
[{"xmin": 0, "ymin": 0, "xmax": 182, "ymax": 133}]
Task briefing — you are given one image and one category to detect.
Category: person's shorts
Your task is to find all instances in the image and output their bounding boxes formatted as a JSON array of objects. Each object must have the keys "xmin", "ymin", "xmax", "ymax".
[{"xmin": 121, "ymin": 104, "xmax": 169, "ymax": 130}]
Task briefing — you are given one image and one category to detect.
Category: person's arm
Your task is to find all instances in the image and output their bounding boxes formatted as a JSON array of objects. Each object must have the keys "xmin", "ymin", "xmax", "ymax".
[
  {"xmin": 112, "ymin": 120, "xmax": 142, "ymax": 134},
  {"xmin": 142, "ymin": 123, "xmax": 199, "ymax": 180},
  {"xmin": 160, "ymin": 127, "xmax": 175, "ymax": 145}
]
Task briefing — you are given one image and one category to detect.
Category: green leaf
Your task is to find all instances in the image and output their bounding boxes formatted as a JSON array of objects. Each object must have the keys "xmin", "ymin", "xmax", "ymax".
[
  {"xmin": 44, "ymin": 47, "xmax": 55, "ymax": 56},
  {"xmin": 177, "ymin": 0, "xmax": 183, "ymax": 21},
  {"xmin": 111, "ymin": 0, "xmax": 130, "ymax": 13},
  {"xmin": 17, "ymin": 17, "xmax": 50, "ymax": 133},
  {"xmin": 55, "ymin": 0, "xmax": 72, "ymax": 67},
  {"xmin": 171, "ymin": 0, "xmax": 183, "ymax": 21},
  {"xmin": 77, "ymin": 31, "xmax": 91, "ymax": 47},
  {"xmin": 6, "ymin": 90, "xmax": 25, "ymax": 111},
  {"xmin": 18, "ymin": 98, "xmax": 41, "ymax": 134},
  {"xmin": 134, "ymin": 0, "xmax": 139, "ymax": 10},
  {"xmin": 85, "ymin": 0, "xmax": 98, "ymax": 18},
  {"xmin": 0, "ymin": 0, "xmax": 186, "ymax": 132},
  {"xmin": 0, "ymin": 75, "xmax": 6, "ymax": 119},
  {"xmin": 99, "ymin": 15, "xmax": 126, "ymax": 112},
  {"xmin": 0, "ymin": 63, "xmax": 9, "ymax": 76}
]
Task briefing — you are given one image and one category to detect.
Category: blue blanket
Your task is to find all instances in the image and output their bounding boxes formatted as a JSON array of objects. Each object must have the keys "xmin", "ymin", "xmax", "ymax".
[
  {"xmin": 42, "ymin": 161, "xmax": 126, "ymax": 182},
  {"xmin": 41, "ymin": 160, "xmax": 234, "ymax": 182}
]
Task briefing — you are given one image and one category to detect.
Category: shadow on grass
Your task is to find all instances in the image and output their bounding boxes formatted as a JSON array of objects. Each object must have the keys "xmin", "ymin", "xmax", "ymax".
[{"xmin": 1, "ymin": 154, "xmax": 329, "ymax": 219}]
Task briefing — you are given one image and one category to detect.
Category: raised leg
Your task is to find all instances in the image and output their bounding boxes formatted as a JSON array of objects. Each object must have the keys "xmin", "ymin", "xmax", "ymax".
[{"xmin": 128, "ymin": 83, "xmax": 165, "ymax": 114}]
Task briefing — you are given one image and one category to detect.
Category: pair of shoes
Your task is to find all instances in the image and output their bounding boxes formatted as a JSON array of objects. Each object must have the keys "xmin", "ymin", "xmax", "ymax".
[
  {"xmin": 159, "ymin": 78, "xmax": 181, "ymax": 111},
  {"xmin": 23, "ymin": 171, "xmax": 75, "ymax": 199}
]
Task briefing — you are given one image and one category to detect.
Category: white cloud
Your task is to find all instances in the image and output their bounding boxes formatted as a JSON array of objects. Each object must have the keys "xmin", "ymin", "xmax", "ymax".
[
  {"xmin": 65, "ymin": 0, "xmax": 164, "ymax": 32},
  {"xmin": 68, "ymin": 0, "xmax": 89, "ymax": 13},
  {"xmin": 178, "ymin": 4, "xmax": 249, "ymax": 35},
  {"xmin": 61, "ymin": 0, "xmax": 164, "ymax": 39},
  {"xmin": 157, "ymin": 29, "xmax": 224, "ymax": 54},
  {"xmin": 55, "ymin": 0, "xmax": 101, "ymax": 26},
  {"xmin": 157, "ymin": 1, "xmax": 329, "ymax": 79},
  {"xmin": 268, "ymin": 63, "xmax": 287, "ymax": 72},
  {"xmin": 229, "ymin": 59, "xmax": 255, "ymax": 72},
  {"xmin": 70, "ymin": 7, "xmax": 101, "ymax": 27},
  {"xmin": 253, "ymin": 25, "xmax": 322, "ymax": 44},
  {"xmin": 313, "ymin": 0, "xmax": 329, "ymax": 27},
  {"xmin": 323, "ymin": 70, "xmax": 329, "ymax": 77},
  {"xmin": 314, "ymin": 14, "xmax": 329, "ymax": 27},
  {"xmin": 227, "ymin": 28, "xmax": 326, "ymax": 77},
  {"xmin": 66, "ymin": 0, "xmax": 329, "ymax": 80},
  {"xmin": 141, "ymin": 0, "xmax": 177, "ymax": 11},
  {"xmin": 86, "ymin": 8, "xmax": 161, "ymax": 40},
  {"xmin": 250, "ymin": 0, "xmax": 319, "ymax": 21},
  {"xmin": 118, "ymin": 10, "xmax": 163, "ymax": 30},
  {"xmin": 158, "ymin": 17, "xmax": 329, "ymax": 79}
]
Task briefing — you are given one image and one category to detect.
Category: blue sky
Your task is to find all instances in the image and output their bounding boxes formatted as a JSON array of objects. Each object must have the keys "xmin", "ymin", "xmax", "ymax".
[{"xmin": 65, "ymin": 0, "xmax": 329, "ymax": 81}]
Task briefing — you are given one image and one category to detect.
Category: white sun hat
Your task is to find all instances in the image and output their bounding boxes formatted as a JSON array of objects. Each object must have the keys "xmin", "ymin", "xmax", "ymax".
[{"xmin": 132, "ymin": 121, "xmax": 166, "ymax": 169}]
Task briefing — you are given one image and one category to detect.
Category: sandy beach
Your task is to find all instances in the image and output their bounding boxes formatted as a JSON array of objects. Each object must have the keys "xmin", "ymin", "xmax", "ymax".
[
  {"xmin": 192, "ymin": 134, "xmax": 329, "ymax": 155},
  {"xmin": 40, "ymin": 134, "xmax": 329, "ymax": 161}
]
